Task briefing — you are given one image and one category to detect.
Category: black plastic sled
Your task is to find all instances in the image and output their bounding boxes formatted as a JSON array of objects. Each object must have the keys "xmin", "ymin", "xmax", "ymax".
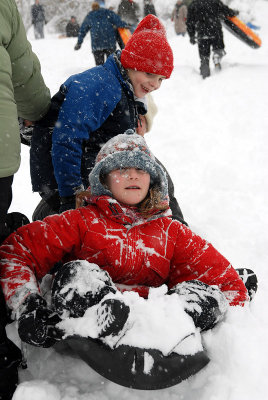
[{"xmin": 65, "ymin": 336, "xmax": 210, "ymax": 390}]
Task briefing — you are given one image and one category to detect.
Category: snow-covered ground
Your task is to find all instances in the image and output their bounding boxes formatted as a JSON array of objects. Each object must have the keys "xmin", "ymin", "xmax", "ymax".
[{"xmin": 8, "ymin": 1, "xmax": 268, "ymax": 399}]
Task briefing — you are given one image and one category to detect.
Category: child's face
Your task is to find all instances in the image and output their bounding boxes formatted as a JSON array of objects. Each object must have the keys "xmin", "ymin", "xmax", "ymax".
[
  {"xmin": 106, "ymin": 168, "xmax": 150, "ymax": 206},
  {"xmin": 127, "ymin": 70, "xmax": 165, "ymax": 98}
]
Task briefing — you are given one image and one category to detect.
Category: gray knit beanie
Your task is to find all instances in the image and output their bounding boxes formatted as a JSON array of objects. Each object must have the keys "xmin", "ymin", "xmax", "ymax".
[{"xmin": 89, "ymin": 131, "xmax": 168, "ymax": 202}]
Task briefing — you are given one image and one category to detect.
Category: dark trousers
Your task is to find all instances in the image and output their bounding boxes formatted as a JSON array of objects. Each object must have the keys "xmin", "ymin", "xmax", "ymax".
[
  {"xmin": 93, "ymin": 48, "xmax": 115, "ymax": 66},
  {"xmin": 198, "ymin": 32, "xmax": 225, "ymax": 63},
  {"xmin": 0, "ymin": 287, "xmax": 22, "ymax": 400},
  {"xmin": 0, "ymin": 176, "xmax": 13, "ymax": 224}
]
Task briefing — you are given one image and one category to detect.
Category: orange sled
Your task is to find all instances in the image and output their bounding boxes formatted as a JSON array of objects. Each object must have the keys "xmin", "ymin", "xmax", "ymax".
[
  {"xmin": 222, "ymin": 16, "xmax": 262, "ymax": 49},
  {"xmin": 117, "ymin": 27, "xmax": 132, "ymax": 46}
]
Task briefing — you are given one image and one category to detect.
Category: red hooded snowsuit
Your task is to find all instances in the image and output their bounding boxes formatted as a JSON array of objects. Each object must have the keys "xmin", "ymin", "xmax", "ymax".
[{"xmin": 0, "ymin": 195, "xmax": 247, "ymax": 311}]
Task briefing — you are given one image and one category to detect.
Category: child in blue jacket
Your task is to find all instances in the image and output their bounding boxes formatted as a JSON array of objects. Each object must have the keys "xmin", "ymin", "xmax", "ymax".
[{"xmin": 30, "ymin": 15, "xmax": 182, "ymax": 219}]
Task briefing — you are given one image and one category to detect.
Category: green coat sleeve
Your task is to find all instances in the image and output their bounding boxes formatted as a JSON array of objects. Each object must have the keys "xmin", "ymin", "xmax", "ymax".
[{"xmin": 0, "ymin": 0, "xmax": 50, "ymax": 177}]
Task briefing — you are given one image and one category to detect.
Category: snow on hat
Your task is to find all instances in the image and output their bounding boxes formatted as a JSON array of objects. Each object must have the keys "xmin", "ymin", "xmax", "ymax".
[
  {"xmin": 121, "ymin": 15, "xmax": 174, "ymax": 79},
  {"xmin": 89, "ymin": 130, "xmax": 168, "ymax": 200}
]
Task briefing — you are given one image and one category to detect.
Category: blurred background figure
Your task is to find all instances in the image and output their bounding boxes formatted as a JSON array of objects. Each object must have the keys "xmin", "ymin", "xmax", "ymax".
[
  {"xmin": 66, "ymin": 16, "xmax": 80, "ymax": 37},
  {"xmin": 74, "ymin": 2, "xmax": 128, "ymax": 65},
  {"xmin": 144, "ymin": 0, "xmax": 157, "ymax": 17},
  {"xmin": 31, "ymin": 0, "xmax": 46, "ymax": 39},
  {"xmin": 187, "ymin": 0, "xmax": 238, "ymax": 78},
  {"xmin": 117, "ymin": 0, "xmax": 140, "ymax": 33},
  {"xmin": 171, "ymin": 0, "xmax": 188, "ymax": 36}
]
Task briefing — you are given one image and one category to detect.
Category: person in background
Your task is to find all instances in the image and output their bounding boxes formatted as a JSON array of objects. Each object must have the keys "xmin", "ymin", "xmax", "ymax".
[
  {"xmin": 74, "ymin": 2, "xmax": 128, "ymax": 66},
  {"xmin": 187, "ymin": 0, "xmax": 238, "ymax": 78},
  {"xmin": 171, "ymin": 0, "xmax": 188, "ymax": 36},
  {"xmin": 0, "ymin": 1, "xmax": 51, "ymax": 397},
  {"xmin": 117, "ymin": 0, "xmax": 140, "ymax": 33},
  {"xmin": 31, "ymin": 0, "xmax": 46, "ymax": 39},
  {"xmin": 144, "ymin": 0, "xmax": 157, "ymax": 17},
  {"xmin": 66, "ymin": 16, "xmax": 80, "ymax": 38}
]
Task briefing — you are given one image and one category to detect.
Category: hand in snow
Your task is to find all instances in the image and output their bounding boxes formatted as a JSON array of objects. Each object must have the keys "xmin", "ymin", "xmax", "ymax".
[
  {"xmin": 18, "ymin": 294, "xmax": 64, "ymax": 347},
  {"xmin": 168, "ymin": 280, "xmax": 228, "ymax": 331}
]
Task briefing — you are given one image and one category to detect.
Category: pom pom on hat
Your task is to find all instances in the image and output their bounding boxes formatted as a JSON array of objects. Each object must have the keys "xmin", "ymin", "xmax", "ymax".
[{"xmin": 121, "ymin": 15, "xmax": 174, "ymax": 79}]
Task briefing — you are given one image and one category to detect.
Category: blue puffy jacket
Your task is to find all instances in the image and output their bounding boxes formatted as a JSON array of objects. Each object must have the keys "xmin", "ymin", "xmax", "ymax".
[{"xmin": 77, "ymin": 8, "xmax": 127, "ymax": 51}]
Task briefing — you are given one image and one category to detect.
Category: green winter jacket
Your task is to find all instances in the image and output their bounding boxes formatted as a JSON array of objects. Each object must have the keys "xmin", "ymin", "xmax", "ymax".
[{"xmin": 0, "ymin": 0, "xmax": 50, "ymax": 178}]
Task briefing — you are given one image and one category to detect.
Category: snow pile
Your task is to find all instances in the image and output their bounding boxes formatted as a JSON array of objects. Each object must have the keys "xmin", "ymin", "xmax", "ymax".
[{"xmin": 59, "ymin": 284, "xmax": 203, "ymax": 355}]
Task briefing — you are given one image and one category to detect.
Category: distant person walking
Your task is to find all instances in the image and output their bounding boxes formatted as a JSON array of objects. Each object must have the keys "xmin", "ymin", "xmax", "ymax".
[
  {"xmin": 171, "ymin": 1, "xmax": 188, "ymax": 36},
  {"xmin": 74, "ymin": 2, "xmax": 128, "ymax": 65},
  {"xmin": 31, "ymin": 0, "xmax": 46, "ymax": 39},
  {"xmin": 66, "ymin": 16, "xmax": 80, "ymax": 37},
  {"xmin": 144, "ymin": 0, "xmax": 157, "ymax": 17},
  {"xmin": 117, "ymin": 0, "xmax": 140, "ymax": 33},
  {"xmin": 187, "ymin": 0, "xmax": 238, "ymax": 78}
]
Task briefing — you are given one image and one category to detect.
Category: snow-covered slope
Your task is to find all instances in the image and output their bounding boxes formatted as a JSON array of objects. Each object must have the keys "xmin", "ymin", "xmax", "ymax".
[{"xmin": 9, "ymin": 1, "xmax": 268, "ymax": 399}]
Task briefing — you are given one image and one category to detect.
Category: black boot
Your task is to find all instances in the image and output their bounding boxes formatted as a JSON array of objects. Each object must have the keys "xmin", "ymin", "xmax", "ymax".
[
  {"xmin": 96, "ymin": 298, "xmax": 130, "ymax": 338},
  {"xmin": 0, "ymin": 289, "xmax": 22, "ymax": 400},
  {"xmin": 0, "ymin": 212, "xmax": 30, "ymax": 244},
  {"xmin": 200, "ymin": 59, "xmax": 210, "ymax": 79},
  {"xmin": 236, "ymin": 268, "xmax": 258, "ymax": 301}
]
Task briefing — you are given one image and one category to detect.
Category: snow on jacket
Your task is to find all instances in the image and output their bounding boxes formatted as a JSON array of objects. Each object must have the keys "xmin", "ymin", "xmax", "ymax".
[
  {"xmin": 50, "ymin": 52, "xmax": 144, "ymax": 197},
  {"xmin": 187, "ymin": 0, "xmax": 236, "ymax": 39},
  {"xmin": 0, "ymin": 0, "xmax": 50, "ymax": 178},
  {"xmin": 77, "ymin": 8, "xmax": 128, "ymax": 51},
  {"xmin": 171, "ymin": 3, "xmax": 188, "ymax": 35},
  {"xmin": 0, "ymin": 196, "xmax": 247, "ymax": 312}
]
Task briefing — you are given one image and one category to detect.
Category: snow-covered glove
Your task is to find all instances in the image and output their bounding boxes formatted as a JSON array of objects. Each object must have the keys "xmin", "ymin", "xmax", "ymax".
[
  {"xmin": 74, "ymin": 43, "xmax": 81, "ymax": 50},
  {"xmin": 168, "ymin": 280, "xmax": 228, "ymax": 331},
  {"xmin": 18, "ymin": 294, "xmax": 64, "ymax": 348},
  {"xmin": 190, "ymin": 37, "xmax": 196, "ymax": 45},
  {"xmin": 59, "ymin": 195, "xmax": 76, "ymax": 213}
]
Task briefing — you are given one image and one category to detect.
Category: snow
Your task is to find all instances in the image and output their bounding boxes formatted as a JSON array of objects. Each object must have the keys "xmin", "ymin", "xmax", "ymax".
[{"xmin": 7, "ymin": 0, "xmax": 268, "ymax": 398}]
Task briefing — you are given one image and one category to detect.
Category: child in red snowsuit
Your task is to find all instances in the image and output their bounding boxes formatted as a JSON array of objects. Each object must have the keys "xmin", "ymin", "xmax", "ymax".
[{"xmin": 0, "ymin": 131, "xmax": 249, "ymax": 352}]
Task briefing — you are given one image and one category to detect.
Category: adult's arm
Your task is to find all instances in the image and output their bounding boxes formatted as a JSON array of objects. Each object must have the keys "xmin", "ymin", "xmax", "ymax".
[
  {"xmin": 77, "ymin": 14, "xmax": 91, "ymax": 45},
  {"xmin": 0, "ymin": 0, "xmax": 50, "ymax": 178}
]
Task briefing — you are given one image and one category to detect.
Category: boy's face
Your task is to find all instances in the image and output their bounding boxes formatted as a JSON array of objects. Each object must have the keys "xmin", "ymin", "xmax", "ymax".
[{"xmin": 128, "ymin": 70, "xmax": 165, "ymax": 98}]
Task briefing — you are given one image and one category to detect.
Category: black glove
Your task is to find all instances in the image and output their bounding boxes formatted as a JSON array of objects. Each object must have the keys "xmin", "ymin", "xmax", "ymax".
[
  {"xmin": 59, "ymin": 195, "xmax": 76, "ymax": 213},
  {"xmin": 168, "ymin": 280, "xmax": 228, "ymax": 331},
  {"xmin": 190, "ymin": 37, "xmax": 196, "ymax": 45},
  {"xmin": 18, "ymin": 294, "xmax": 64, "ymax": 348},
  {"xmin": 74, "ymin": 43, "xmax": 81, "ymax": 50}
]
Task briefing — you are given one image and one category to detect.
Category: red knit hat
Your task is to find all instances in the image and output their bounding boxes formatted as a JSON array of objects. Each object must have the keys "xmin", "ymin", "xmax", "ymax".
[{"xmin": 121, "ymin": 15, "xmax": 174, "ymax": 79}]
